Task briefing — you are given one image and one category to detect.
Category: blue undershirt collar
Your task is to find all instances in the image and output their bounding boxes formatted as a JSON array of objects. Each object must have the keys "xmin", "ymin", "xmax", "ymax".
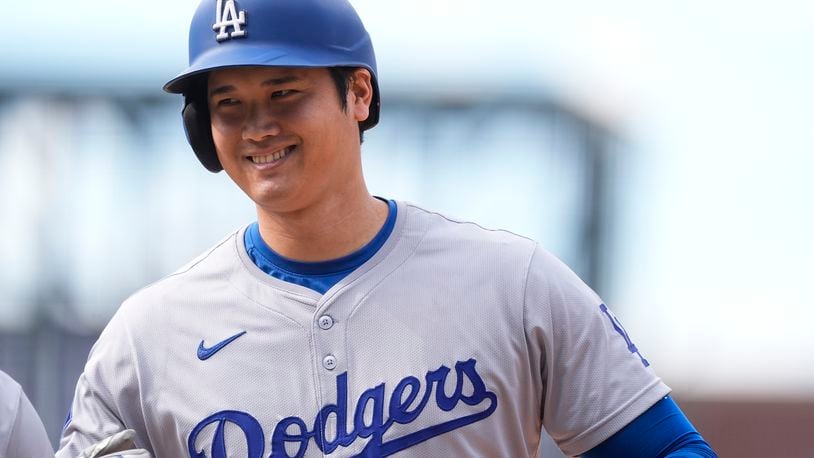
[{"xmin": 244, "ymin": 199, "xmax": 397, "ymax": 294}]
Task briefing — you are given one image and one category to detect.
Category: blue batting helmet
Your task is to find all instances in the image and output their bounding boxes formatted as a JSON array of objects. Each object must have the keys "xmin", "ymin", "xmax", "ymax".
[{"xmin": 163, "ymin": 0, "xmax": 380, "ymax": 172}]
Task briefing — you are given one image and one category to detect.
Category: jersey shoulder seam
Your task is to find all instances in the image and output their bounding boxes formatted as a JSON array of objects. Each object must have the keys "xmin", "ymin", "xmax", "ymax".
[
  {"xmin": 520, "ymin": 242, "xmax": 541, "ymax": 347},
  {"xmin": 122, "ymin": 228, "xmax": 241, "ymax": 302},
  {"xmin": 404, "ymin": 201, "xmax": 536, "ymax": 242}
]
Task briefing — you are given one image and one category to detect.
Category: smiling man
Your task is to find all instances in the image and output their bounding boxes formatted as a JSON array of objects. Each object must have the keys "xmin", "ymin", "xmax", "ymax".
[
  {"xmin": 58, "ymin": 0, "xmax": 716, "ymax": 457},
  {"xmin": 205, "ymin": 66, "xmax": 386, "ymax": 261}
]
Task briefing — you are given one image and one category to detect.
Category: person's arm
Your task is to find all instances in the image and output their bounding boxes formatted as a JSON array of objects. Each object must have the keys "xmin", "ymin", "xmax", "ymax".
[
  {"xmin": 523, "ymin": 246, "xmax": 672, "ymax": 456},
  {"xmin": 57, "ymin": 306, "xmax": 146, "ymax": 458},
  {"xmin": 0, "ymin": 371, "xmax": 53, "ymax": 458},
  {"xmin": 582, "ymin": 396, "xmax": 716, "ymax": 458},
  {"xmin": 58, "ymin": 373, "xmax": 128, "ymax": 458}
]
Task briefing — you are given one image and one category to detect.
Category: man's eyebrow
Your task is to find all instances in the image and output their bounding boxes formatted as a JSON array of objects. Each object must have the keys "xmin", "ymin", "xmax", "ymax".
[
  {"xmin": 209, "ymin": 85, "xmax": 235, "ymax": 98},
  {"xmin": 262, "ymin": 75, "xmax": 302, "ymax": 86},
  {"xmin": 208, "ymin": 75, "xmax": 302, "ymax": 98}
]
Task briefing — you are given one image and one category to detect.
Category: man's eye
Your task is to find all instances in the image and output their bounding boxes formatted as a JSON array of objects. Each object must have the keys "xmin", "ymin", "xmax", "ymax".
[
  {"xmin": 216, "ymin": 98, "xmax": 240, "ymax": 107},
  {"xmin": 271, "ymin": 90, "xmax": 294, "ymax": 98}
]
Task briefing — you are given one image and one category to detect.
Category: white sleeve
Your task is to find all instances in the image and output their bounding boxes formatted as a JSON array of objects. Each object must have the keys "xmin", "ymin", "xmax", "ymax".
[
  {"xmin": 0, "ymin": 371, "xmax": 54, "ymax": 458},
  {"xmin": 57, "ymin": 307, "xmax": 147, "ymax": 458},
  {"xmin": 523, "ymin": 245, "xmax": 670, "ymax": 456}
]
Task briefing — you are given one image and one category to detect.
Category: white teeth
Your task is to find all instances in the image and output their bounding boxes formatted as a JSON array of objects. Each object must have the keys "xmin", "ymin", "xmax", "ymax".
[{"xmin": 250, "ymin": 147, "xmax": 292, "ymax": 164}]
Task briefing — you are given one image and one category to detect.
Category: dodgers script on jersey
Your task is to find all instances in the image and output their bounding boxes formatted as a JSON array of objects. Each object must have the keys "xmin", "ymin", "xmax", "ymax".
[{"xmin": 58, "ymin": 202, "xmax": 669, "ymax": 457}]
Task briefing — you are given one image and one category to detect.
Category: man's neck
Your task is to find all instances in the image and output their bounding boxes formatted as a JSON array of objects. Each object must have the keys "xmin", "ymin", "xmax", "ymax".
[{"xmin": 255, "ymin": 193, "xmax": 389, "ymax": 262}]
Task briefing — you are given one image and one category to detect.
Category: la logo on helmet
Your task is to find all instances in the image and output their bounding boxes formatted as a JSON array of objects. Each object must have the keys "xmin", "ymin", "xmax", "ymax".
[{"xmin": 213, "ymin": 0, "xmax": 246, "ymax": 42}]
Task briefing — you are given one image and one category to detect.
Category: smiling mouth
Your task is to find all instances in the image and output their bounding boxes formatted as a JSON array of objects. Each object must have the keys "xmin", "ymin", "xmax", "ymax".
[{"xmin": 249, "ymin": 146, "xmax": 295, "ymax": 164}]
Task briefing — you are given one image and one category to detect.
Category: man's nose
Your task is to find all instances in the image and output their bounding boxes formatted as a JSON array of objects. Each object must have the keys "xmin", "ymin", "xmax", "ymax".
[{"xmin": 242, "ymin": 102, "xmax": 282, "ymax": 141}]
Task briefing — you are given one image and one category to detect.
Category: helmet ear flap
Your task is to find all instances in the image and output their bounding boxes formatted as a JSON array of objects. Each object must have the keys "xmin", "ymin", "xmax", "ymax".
[{"xmin": 182, "ymin": 97, "xmax": 223, "ymax": 173}]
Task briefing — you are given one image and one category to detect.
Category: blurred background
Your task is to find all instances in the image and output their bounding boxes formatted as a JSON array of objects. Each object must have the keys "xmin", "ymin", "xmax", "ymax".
[{"xmin": 1, "ymin": 0, "xmax": 812, "ymax": 456}]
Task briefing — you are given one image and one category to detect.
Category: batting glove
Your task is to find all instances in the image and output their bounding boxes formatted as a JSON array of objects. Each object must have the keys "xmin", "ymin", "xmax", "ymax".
[{"xmin": 77, "ymin": 429, "xmax": 152, "ymax": 458}]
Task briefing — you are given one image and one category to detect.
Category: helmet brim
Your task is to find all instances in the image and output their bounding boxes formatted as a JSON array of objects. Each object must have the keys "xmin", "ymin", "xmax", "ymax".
[
  {"xmin": 164, "ymin": 43, "xmax": 380, "ymax": 129},
  {"xmin": 163, "ymin": 43, "xmax": 377, "ymax": 95}
]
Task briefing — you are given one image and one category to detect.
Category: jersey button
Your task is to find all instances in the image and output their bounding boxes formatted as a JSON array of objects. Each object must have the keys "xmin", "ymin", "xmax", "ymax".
[
  {"xmin": 318, "ymin": 315, "xmax": 334, "ymax": 330},
  {"xmin": 323, "ymin": 355, "xmax": 337, "ymax": 371}
]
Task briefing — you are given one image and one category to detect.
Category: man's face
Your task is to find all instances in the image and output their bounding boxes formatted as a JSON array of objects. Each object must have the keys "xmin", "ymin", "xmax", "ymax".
[{"xmin": 207, "ymin": 66, "xmax": 372, "ymax": 213}]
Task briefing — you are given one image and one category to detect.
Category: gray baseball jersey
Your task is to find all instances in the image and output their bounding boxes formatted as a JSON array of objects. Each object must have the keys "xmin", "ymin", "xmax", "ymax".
[
  {"xmin": 58, "ymin": 201, "xmax": 669, "ymax": 457},
  {"xmin": 0, "ymin": 370, "xmax": 54, "ymax": 458}
]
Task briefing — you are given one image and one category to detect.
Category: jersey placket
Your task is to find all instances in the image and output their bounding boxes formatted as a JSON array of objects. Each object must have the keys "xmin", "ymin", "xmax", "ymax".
[{"xmin": 310, "ymin": 294, "xmax": 352, "ymax": 455}]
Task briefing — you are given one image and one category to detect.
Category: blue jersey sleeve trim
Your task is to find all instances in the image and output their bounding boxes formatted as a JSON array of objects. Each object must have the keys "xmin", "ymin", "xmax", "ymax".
[{"xmin": 582, "ymin": 396, "xmax": 717, "ymax": 458}]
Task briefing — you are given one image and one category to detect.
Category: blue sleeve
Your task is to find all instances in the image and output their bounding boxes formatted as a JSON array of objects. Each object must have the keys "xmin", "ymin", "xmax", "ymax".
[{"xmin": 581, "ymin": 396, "xmax": 717, "ymax": 458}]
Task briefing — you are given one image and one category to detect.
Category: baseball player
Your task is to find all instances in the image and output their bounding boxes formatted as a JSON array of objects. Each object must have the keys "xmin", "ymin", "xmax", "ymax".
[
  {"xmin": 0, "ymin": 369, "xmax": 53, "ymax": 457},
  {"xmin": 58, "ymin": 0, "xmax": 716, "ymax": 456}
]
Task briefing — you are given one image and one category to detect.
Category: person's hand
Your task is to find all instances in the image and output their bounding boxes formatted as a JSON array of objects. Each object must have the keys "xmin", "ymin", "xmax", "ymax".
[{"xmin": 77, "ymin": 429, "xmax": 151, "ymax": 458}]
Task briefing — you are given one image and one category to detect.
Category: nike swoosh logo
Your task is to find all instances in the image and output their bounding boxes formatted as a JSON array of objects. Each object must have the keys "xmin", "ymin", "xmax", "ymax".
[{"xmin": 197, "ymin": 331, "xmax": 247, "ymax": 361}]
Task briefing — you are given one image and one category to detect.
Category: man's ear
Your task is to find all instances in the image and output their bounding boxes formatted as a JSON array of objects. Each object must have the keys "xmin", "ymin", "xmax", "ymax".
[{"xmin": 349, "ymin": 68, "xmax": 374, "ymax": 123}]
